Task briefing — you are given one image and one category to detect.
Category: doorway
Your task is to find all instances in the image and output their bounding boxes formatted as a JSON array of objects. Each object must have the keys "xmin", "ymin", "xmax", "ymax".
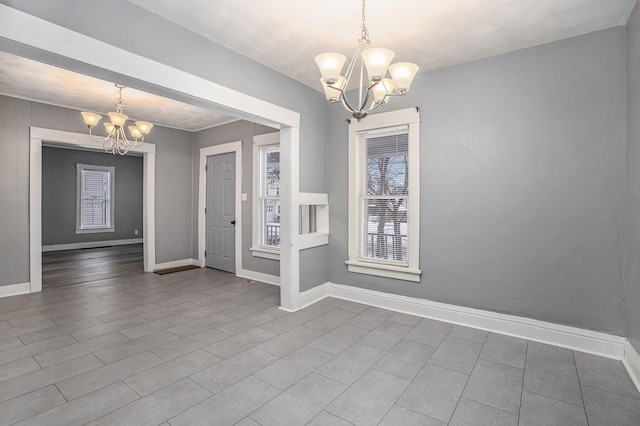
[
  {"xmin": 206, "ymin": 152, "xmax": 236, "ymax": 273},
  {"xmin": 40, "ymin": 144, "xmax": 145, "ymax": 288},
  {"xmin": 29, "ymin": 127, "xmax": 156, "ymax": 293}
]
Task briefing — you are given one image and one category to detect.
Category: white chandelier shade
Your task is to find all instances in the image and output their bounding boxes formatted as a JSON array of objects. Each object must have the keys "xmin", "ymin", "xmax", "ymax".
[
  {"xmin": 315, "ymin": 0, "xmax": 419, "ymax": 120},
  {"xmin": 360, "ymin": 48, "xmax": 394, "ymax": 82},
  {"xmin": 81, "ymin": 84, "xmax": 153, "ymax": 155},
  {"xmin": 315, "ymin": 53, "xmax": 346, "ymax": 85}
]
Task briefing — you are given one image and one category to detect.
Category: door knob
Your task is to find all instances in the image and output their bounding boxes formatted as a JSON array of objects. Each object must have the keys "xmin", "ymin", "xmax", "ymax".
[{"xmin": 231, "ymin": 220, "xmax": 236, "ymax": 225}]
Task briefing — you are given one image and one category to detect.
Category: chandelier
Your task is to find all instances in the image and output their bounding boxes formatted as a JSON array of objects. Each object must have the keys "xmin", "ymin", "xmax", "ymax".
[
  {"xmin": 315, "ymin": 0, "xmax": 419, "ymax": 121},
  {"xmin": 80, "ymin": 84, "xmax": 153, "ymax": 155}
]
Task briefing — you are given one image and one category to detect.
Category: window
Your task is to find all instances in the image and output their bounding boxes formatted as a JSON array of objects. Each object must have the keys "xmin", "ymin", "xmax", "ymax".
[
  {"xmin": 252, "ymin": 132, "xmax": 280, "ymax": 260},
  {"xmin": 76, "ymin": 164, "xmax": 115, "ymax": 233},
  {"xmin": 346, "ymin": 108, "xmax": 421, "ymax": 281}
]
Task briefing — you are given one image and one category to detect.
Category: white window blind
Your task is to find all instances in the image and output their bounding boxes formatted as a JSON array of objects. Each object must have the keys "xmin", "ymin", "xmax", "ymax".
[
  {"xmin": 359, "ymin": 126, "xmax": 409, "ymax": 264},
  {"xmin": 76, "ymin": 164, "xmax": 115, "ymax": 233},
  {"xmin": 81, "ymin": 169, "xmax": 110, "ymax": 228}
]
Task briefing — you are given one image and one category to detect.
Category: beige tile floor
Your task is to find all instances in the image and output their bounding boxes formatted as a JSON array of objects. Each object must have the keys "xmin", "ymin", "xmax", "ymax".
[{"xmin": 0, "ymin": 266, "xmax": 638, "ymax": 425}]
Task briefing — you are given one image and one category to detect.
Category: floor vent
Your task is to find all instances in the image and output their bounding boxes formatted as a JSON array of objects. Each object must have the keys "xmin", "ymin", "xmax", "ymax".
[{"xmin": 154, "ymin": 265, "xmax": 199, "ymax": 275}]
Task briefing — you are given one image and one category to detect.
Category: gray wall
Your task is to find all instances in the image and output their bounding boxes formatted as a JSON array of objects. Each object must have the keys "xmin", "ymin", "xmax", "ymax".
[
  {"xmin": 194, "ymin": 120, "xmax": 280, "ymax": 277},
  {"xmin": 626, "ymin": 3, "xmax": 640, "ymax": 351},
  {"xmin": 328, "ymin": 27, "xmax": 627, "ymax": 334},
  {"xmin": 1, "ymin": 0, "xmax": 330, "ymax": 290},
  {"xmin": 42, "ymin": 146, "xmax": 143, "ymax": 246},
  {"xmin": 0, "ymin": 96, "xmax": 30, "ymax": 286}
]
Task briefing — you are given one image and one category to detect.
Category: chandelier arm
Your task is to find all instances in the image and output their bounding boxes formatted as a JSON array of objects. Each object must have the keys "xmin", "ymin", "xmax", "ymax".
[
  {"xmin": 329, "ymin": 85, "xmax": 358, "ymax": 114},
  {"xmin": 384, "ymin": 91, "xmax": 407, "ymax": 98},
  {"xmin": 103, "ymin": 140, "xmax": 114, "ymax": 154},
  {"xmin": 118, "ymin": 142, "xmax": 127, "ymax": 155},
  {"xmin": 128, "ymin": 136, "xmax": 144, "ymax": 148},
  {"xmin": 366, "ymin": 99, "xmax": 386, "ymax": 114},
  {"xmin": 358, "ymin": 57, "xmax": 365, "ymax": 110},
  {"xmin": 341, "ymin": 97, "xmax": 357, "ymax": 115},
  {"xmin": 358, "ymin": 84, "xmax": 375, "ymax": 112},
  {"xmin": 343, "ymin": 43, "xmax": 364, "ymax": 89},
  {"xmin": 87, "ymin": 126, "xmax": 112, "ymax": 143}
]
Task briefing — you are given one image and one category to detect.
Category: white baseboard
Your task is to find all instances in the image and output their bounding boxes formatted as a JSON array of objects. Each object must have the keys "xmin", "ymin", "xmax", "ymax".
[
  {"xmin": 153, "ymin": 258, "xmax": 200, "ymax": 271},
  {"xmin": 298, "ymin": 282, "xmax": 330, "ymax": 309},
  {"xmin": 43, "ymin": 238, "xmax": 143, "ymax": 252},
  {"xmin": 236, "ymin": 268, "xmax": 280, "ymax": 286},
  {"xmin": 0, "ymin": 282, "xmax": 31, "ymax": 298},
  {"xmin": 297, "ymin": 282, "xmax": 627, "ymax": 360},
  {"xmin": 623, "ymin": 340, "xmax": 640, "ymax": 393}
]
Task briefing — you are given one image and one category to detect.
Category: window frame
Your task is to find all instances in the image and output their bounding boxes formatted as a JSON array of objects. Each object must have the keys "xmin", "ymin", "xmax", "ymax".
[
  {"xmin": 251, "ymin": 132, "xmax": 281, "ymax": 260},
  {"xmin": 75, "ymin": 163, "xmax": 115, "ymax": 234},
  {"xmin": 346, "ymin": 108, "xmax": 421, "ymax": 282}
]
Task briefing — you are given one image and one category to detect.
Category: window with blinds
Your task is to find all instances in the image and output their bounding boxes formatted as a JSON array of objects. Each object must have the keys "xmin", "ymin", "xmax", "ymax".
[
  {"xmin": 346, "ymin": 107, "xmax": 421, "ymax": 282},
  {"xmin": 76, "ymin": 164, "xmax": 115, "ymax": 233},
  {"xmin": 359, "ymin": 126, "xmax": 409, "ymax": 264}
]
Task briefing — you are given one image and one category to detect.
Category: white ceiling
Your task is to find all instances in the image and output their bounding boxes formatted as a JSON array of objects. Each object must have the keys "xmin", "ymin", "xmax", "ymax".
[
  {"xmin": 0, "ymin": 51, "xmax": 236, "ymax": 132},
  {"xmin": 0, "ymin": 0, "xmax": 636, "ymax": 131},
  {"xmin": 129, "ymin": 0, "xmax": 636, "ymax": 90}
]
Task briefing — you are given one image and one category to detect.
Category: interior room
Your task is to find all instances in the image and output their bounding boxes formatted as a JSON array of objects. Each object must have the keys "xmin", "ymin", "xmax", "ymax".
[{"xmin": 1, "ymin": 0, "xmax": 639, "ymax": 424}]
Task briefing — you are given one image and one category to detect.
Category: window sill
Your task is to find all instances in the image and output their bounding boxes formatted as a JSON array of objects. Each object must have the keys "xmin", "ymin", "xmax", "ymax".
[
  {"xmin": 345, "ymin": 259, "xmax": 421, "ymax": 282},
  {"xmin": 250, "ymin": 246, "xmax": 280, "ymax": 260},
  {"xmin": 75, "ymin": 227, "xmax": 115, "ymax": 234}
]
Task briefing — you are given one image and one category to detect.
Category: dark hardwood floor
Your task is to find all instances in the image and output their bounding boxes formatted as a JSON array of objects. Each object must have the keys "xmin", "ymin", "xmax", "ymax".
[{"xmin": 42, "ymin": 244, "xmax": 144, "ymax": 288}]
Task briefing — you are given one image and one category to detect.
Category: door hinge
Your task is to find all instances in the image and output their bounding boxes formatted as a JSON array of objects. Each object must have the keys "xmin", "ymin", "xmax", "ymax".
[
  {"xmin": 205, "ymin": 165, "xmax": 208, "ymax": 172},
  {"xmin": 204, "ymin": 208, "xmax": 207, "ymax": 214},
  {"xmin": 204, "ymin": 250, "xmax": 207, "ymax": 257}
]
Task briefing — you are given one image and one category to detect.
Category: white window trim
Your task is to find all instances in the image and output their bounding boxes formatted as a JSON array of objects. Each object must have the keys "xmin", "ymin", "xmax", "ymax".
[
  {"xmin": 347, "ymin": 108, "xmax": 421, "ymax": 282},
  {"xmin": 76, "ymin": 164, "xmax": 115, "ymax": 234},
  {"xmin": 251, "ymin": 132, "xmax": 281, "ymax": 260}
]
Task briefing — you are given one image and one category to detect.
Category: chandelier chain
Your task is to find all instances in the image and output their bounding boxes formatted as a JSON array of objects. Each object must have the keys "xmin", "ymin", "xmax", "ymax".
[
  {"xmin": 114, "ymin": 84, "xmax": 127, "ymax": 114},
  {"xmin": 360, "ymin": 0, "xmax": 371, "ymax": 46}
]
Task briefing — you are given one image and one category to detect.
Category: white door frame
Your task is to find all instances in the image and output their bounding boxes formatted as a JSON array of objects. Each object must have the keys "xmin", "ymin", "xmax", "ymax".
[
  {"xmin": 2, "ymin": 5, "xmax": 301, "ymax": 310},
  {"xmin": 198, "ymin": 141, "xmax": 242, "ymax": 272},
  {"xmin": 29, "ymin": 127, "xmax": 156, "ymax": 293}
]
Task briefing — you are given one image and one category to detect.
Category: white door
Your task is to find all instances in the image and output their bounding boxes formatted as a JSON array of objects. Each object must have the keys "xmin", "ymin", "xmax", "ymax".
[{"xmin": 206, "ymin": 153, "xmax": 235, "ymax": 273}]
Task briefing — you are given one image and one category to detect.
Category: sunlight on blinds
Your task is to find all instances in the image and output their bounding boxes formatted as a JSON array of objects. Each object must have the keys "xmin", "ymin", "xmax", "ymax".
[{"xmin": 359, "ymin": 126, "xmax": 409, "ymax": 263}]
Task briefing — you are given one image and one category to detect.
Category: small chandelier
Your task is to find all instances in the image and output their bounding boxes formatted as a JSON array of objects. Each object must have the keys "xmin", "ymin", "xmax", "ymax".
[
  {"xmin": 315, "ymin": 0, "xmax": 419, "ymax": 121},
  {"xmin": 81, "ymin": 84, "xmax": 153, "ymax": 155}
]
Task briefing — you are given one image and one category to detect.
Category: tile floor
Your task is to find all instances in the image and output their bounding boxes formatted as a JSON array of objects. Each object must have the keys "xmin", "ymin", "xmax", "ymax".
[{"xmin": 0, "ymin": 267, "xmax": 638, "ymax": 425}]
